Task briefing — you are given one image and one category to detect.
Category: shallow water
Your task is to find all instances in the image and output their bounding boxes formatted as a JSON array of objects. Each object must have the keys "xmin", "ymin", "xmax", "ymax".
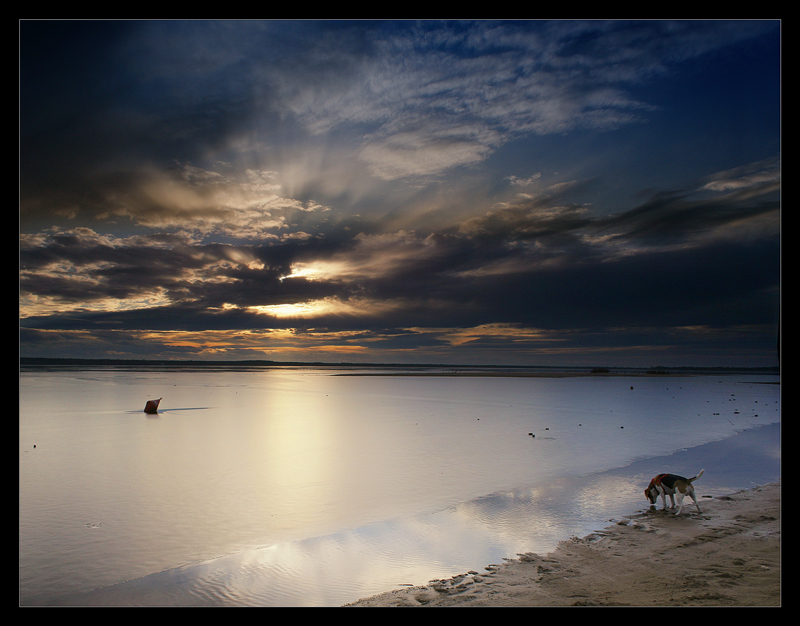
[{"xmin": 19, "ymin": 368, "xmax": 780, "ymax": 606}]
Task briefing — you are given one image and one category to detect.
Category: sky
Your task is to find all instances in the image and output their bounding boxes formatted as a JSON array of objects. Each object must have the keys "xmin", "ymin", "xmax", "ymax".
[{"xmin": 19, "ymin": 20, "xmax": 781, "ymax": 367}]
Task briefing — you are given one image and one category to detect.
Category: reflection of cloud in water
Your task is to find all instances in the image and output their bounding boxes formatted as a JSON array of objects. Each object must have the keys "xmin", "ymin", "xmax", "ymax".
[{"xmin": 448, "ymin": 475, "xmax": 634, "ymax": 554}]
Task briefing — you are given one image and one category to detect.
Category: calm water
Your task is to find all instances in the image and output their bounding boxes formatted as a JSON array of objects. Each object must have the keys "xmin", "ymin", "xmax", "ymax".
[{"xmin": 19, "ymin": 367, "xmax": 780, "ymax": 606}]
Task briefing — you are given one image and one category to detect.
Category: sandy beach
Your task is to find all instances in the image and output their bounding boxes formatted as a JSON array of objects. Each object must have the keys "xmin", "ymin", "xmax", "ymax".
[{"xmin": 346, "ymin": 481, "xmax": 780, "ymax": 607}]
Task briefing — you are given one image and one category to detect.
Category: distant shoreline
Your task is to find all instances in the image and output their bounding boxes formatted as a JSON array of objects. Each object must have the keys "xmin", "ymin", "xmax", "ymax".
[
  {"xmin": 19, "ymin": 357, "xmax": 780, "ymax": 378},
  {"xmin": 19, "ymin": 357, "xmax": 779, "ymax": 378},
  {"xmin": 333, "ymin": 371, "xmax": 779, "ymax": 379}
]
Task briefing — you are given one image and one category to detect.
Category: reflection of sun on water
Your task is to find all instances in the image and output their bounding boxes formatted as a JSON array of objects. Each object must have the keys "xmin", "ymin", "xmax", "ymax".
[{"xmin": 256, "ymin": 386, "xmax": 339, "ymax": 532}]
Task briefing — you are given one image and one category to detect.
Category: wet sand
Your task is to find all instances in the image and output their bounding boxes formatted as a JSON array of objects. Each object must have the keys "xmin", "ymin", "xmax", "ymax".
[{"xmin": 346, "ymin": 481, "xmax": 780, "ymax": 607}]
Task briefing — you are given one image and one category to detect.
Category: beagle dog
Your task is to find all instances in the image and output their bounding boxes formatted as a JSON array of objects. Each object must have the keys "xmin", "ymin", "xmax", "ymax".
[{"xmin": 645, "ymin": 469, "xmax": 704, "ymax": 515}]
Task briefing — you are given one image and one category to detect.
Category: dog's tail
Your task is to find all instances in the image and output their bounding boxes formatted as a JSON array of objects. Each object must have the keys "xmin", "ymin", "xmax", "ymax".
[{"xmin": 689, "ymin": 469, "xmax": 705, "ymax": 483}]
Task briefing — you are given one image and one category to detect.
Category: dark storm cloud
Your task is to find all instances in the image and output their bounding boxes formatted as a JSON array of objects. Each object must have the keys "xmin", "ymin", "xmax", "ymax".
[
  {"xmin": 596, "ymin": 184, "xmax": 780, "ymax": 245},
  {"xmin": 20, "ymin": 230, "xmax": 343, "ymax": 309},
  {"xmin": 20, "ymin": 167, "xmax": 779, "ymax": 339}
]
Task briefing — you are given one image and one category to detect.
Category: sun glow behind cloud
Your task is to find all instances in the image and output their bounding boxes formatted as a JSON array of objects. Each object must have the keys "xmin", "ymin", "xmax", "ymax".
[
  {"xmin": 244, "ymin": 295, "xmax": 408, "ymax": 320},
  {"xmin": 247, "ymin": 298, "xmax": 351, "ymax": 319}
]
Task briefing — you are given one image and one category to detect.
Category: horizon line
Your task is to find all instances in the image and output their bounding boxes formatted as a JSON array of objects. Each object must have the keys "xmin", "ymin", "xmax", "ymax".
[{"xmin": 19, "ymin": 356, "xmax": 780, "ymax": 372}]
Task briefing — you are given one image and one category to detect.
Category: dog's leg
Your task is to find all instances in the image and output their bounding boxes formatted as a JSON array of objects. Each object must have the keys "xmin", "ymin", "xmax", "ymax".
[
  {"xmin": 658, "ymin": 488, "xmax": 668, "ymax": 511},
  {"xmin": 674, "ymin": 491, "xmax": 685, "ymax": 515},
  {"xmin": 689, "ymin": 489, "xmax": 701, "ymax": 513},
  {"xmin": 687, "ymin": 470, "xmax": 703, "ymax": 513}
]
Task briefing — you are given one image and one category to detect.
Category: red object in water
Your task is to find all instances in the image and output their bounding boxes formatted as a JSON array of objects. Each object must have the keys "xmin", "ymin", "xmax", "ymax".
[{"xmin": 144, "ymin": 398, "xmax": 162, "ymax": 414}]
